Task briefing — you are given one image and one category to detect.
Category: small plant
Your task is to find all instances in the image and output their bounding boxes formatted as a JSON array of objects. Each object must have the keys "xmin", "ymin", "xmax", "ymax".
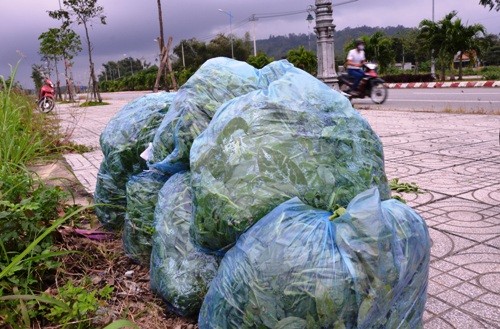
[
  {"xmin": 40, "ymin": 279, "xmax": 114, "ymax": 328},
  {"xmin": 79, "ymin": 101, "xmax": 110, "ymax": 107}
]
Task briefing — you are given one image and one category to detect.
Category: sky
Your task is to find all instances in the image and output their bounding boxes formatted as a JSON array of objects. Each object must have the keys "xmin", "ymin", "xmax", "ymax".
[{"xmin": 0, "ymin": 0, "xmax": 498, "ymax": 89}]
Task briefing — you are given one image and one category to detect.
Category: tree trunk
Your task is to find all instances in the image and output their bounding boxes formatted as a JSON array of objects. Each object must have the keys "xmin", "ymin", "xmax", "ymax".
[
  {"xmin": 458, "ymin": 51, "xmax": 464, "ymax": 80},
  {"xmin": 63, "ymin": 57, "xmax": 75, "ymax": 102},
  {"xmin": 83, "ymin": 21, "xmax": 101, "ymax": 102},
  {"xmin": 157, "ymin": 0, "xmax": 165, "ymax": 50},
  {"xmin": 154, "ymin": 37, "xmax": 173, "ymax": 92},
  {"xmin": 166, "ymin": 37, "xmax": 178, "ymax": 90},
  {"xmin": 54, "ymin": 58, "xmax": 63, "ymax": 101}
]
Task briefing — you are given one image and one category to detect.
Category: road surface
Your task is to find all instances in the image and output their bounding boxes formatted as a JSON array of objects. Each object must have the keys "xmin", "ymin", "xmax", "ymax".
[{"xmin": 352, "ymin": 88, "xmax": 500, "ymax": 114}]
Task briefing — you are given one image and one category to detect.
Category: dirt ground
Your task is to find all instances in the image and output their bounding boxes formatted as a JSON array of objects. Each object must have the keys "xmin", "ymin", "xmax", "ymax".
[{"xmin": 32, "ymin": 158, "xmax": 198, "ymax": 328}]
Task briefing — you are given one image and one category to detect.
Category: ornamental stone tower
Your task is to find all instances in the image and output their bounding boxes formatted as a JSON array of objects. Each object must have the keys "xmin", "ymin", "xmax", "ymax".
[{"xmin": 314, "ymin": 0, "xmax": 338, "ymax": 88}]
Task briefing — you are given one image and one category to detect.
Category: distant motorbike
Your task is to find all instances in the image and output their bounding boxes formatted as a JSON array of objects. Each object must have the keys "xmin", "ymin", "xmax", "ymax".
[
  {"xmin": 37, "ymin": 78, "xmax": 55, "ymax": 113},
  {"xmin": 338, "ymin": 63, "xmax": 388, "ymax": 104}
]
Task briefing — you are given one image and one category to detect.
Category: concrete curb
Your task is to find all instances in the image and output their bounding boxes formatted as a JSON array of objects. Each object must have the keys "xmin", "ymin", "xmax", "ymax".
[{"xmin": 386, "ymin": 80, "xmax": 500, "ymax": 89}]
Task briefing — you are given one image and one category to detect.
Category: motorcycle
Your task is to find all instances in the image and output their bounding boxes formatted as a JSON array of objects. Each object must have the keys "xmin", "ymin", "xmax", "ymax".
[
  {"xmin": 37, "ymin": 78, "xmax": 55, "ymax": 113},
  {"xmin": 338, "ymin": 63, "xmax": 388, "ymax": 104}
]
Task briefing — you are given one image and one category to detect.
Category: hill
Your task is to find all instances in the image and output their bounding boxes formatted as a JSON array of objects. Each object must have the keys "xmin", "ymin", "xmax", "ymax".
[{"xmin": 256, "ymin": 25, "xmax": 416, "ymax": 60}]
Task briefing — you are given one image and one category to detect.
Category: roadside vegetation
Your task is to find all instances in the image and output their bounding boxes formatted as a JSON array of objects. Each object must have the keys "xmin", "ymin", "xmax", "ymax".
[{"xmin": 0, "ymin": 70, "xmax": 151, "ymax": 328}]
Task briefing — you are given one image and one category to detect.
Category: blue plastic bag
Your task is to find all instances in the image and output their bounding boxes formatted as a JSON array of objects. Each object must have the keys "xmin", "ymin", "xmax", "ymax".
[{"xmin": 199, "ymin": 188, "xmax": 430, "ymax": 328}]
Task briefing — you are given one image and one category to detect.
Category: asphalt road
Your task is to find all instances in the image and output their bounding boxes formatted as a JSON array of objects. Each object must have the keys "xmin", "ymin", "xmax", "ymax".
[{"xmin": 352, "ymin": 88, "xmax": 500, "ymax": 114}]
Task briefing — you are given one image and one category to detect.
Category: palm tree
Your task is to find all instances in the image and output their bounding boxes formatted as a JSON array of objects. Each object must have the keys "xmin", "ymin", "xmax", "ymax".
[
  {"xmin": 419, "ymin": 12, "xmax": 463, "ymax": 81},
  {"xmin": 452, "ymin": 21, "xmax": 485, "ymax": 80}
]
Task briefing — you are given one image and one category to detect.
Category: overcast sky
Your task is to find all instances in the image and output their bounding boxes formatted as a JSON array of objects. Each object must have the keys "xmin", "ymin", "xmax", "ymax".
[{"xmin": 1, "ymin": 0, "xmax": 498, "ymax": 89}]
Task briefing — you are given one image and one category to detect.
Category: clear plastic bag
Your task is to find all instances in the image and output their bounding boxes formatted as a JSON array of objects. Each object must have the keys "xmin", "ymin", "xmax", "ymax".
[
  {"xmin": 190, "ymin": 68, "xmax": 389, "ymax": 251},
  {"xmin": 199, "ymin": 188, "xmax": 430, "ymax": 328},
  {"xmin": 149, "ymin": 58, "xmax": 294, "ymax": 174},
  {"xmin": 150, "ymin": 172, "xmax": 220, "ymax": 317},
  {"xmin": 94, "ymin": 92, "xmax": 176, "ymax": 229},
  {"xmin": 122, "ymin": 170, "xmax": 170, "ymax": 265}
]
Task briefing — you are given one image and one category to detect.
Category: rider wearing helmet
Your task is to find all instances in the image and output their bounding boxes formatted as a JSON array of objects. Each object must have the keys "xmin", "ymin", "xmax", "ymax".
[{"xmin": 346, "ymin": 39, "xmax": 366, "ymax": 95}]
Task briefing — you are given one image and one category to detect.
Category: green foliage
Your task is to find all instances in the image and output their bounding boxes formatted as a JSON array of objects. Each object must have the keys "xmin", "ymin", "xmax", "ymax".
[
  {"xmin": 418, "ymin": 11, "xmax": 486, "ymax": 80},
  {"xmin": 481, "ymin": 66, "xmax": 500, "ymax": 79},
  {"xmin": 286, "ymin": 46, "xmax": 317, "ymax": 75},
  {"xmin": 79, "ymin": 101, "xmax": 110, "ymax": 107},
  {"xmin": 31, "ymin": 64, "xmax": 45, "ymax": 92},
  {"xmin": 39, "ymin": 279, "xmax": 113, "ymax": 327},
  {"xmin": 0, "ymin": 63, "xmax": 96, "ymax": 328},
  {"xmin": 38, "ymin": 27, "xmax": 82, "ymax": 62},
  {"xmin": 389, "ymin": 178, "xmax": 421, "ymax": 193},
  {"xmin": 344, "ymin": 32, "xmax": 395, "ymax": 73},
  {"xmin": 247, "ymin": 52, "xmax": 274, "ymax": 69},
  {"xmin": 479, "ymin": 0, "xmax": 500, "ymax": 11}
]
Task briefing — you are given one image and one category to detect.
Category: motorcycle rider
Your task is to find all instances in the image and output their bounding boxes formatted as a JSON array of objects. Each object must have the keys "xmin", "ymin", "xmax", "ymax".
[{"xmin": 346, "ymin": 39, "xmax": 366, "ymax": 96}]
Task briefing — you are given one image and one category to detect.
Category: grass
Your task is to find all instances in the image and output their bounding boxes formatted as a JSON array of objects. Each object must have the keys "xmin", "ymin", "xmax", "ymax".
[
  {"xmin": 80, "ymin": 101, "xmax": 110, "ymax": 107},
  {"xmin": 0, "ymin": 65, "xmax": 154, "ymax": 328}
]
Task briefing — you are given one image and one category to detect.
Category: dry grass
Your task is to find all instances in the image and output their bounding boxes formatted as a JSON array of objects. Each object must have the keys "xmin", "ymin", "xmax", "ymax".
[{"xmin": 48, "ymin": 217, "xmax": 198, "ymax": 329}]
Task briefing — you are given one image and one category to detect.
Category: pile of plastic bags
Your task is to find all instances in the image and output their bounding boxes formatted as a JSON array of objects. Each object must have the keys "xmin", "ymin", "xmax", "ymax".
[{"xmin": 95, "ymin": 57, "xmax": 430, "ymax": 327}]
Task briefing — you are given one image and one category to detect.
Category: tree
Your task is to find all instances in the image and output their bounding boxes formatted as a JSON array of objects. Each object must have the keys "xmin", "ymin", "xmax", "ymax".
[
  {"xmin": 31, "ymin": 64, "xmax": 45, "ymax": 92},
  {"xmin": 479, "ymin": 0, "xmax": 500, "ymax": 10},
  {"xmin": 419, "ymin": 12, "xmax": 456, "ymax": 80},
  {"xmin": 38, "ymin": 28, "xmax": 81, "ymax": 100},
  {"xmin": 418, "ymin": 11, "xmax": 486, "ymax": 80},
  {"xmin": 49, "ymin": 0, "xmax": 106, "ymax": 102},
  {"xmin": 286, "ymin": 46, "xmax": 317, "ymax": 75},
  {"xmin": 449, "ymin": 20, "xmax": 485, "ymax": 79},
  {"xmin": 247, "ymin": 53, "xmax": 274, "ymax": 69},
  {"xmin": 481, "ymin": 34, "xmax": 500, "ymax": 66},
  {"xmin": 343, "ymin": 33, "xmax": 395, "ymax": 73}
]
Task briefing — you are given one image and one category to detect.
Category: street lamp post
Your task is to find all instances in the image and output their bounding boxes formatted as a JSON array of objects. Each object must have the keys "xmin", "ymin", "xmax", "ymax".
[
  {"xmin": 218, "ymin": 9, "xmax": 234, "ymax": 59},
  {"xmin": 314, "ymin": 0, "xmax": 338, "ymax": 88}
]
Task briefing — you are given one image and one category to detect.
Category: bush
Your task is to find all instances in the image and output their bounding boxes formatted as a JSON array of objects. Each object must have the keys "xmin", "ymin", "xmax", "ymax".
[{"xmin": 481, "ymin": 66, "xmax": 500, "ymax": 80}]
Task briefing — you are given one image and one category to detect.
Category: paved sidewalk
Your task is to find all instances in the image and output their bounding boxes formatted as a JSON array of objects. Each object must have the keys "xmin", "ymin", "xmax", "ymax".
[{"xmin": 57, "ymin": 92, "xmax": 500, "ymax": 328}]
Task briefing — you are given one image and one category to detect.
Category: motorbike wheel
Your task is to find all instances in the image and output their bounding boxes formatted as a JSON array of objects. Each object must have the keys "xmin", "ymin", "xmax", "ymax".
[
  {"xmin": 370, "ymin": 81, "xmax": 388, "ymax": 104},
  {"xmin": 38, "ymin": 97, "xmax": 55, "ymax": 113}
]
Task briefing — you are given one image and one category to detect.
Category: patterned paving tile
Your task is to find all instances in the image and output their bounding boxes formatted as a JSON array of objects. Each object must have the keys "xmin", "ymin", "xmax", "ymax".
[
  {"xmin": 382, "ymin": 147, "xmax": 422, "ymax": 161},
  {"xmin": 442, "ymin": 161, "xmax": 500, "ymax": 179},
  {"xmin": 396, "ymin": 153, "xmax": 471, "ymax": 170},
  {"xmin": 393, "ymin": 190, "xmax": 447, "ymax": 208},
  {"xmin": 424, "ymin": 317, "xmax": 455, "ymax": 328},
  {"xmin": 440, "ymin": 309, "xmax": 493, "ymax": 329},
  {"xmin": 391, "ymin": 139, "xmax": 461, "ymax": 153},
  {"xmin": 405, "ymin": 171, "xmax": 496, "ymax": 196},
  {"xmin": 385, "ymin": 160, "xmax": 431, "ymax": 178},
  {"xmin": 380, "ymin": 130, "xmax": 459, "ymax": 146},
  {"xmin": 458, "ymin": 184, "xmax": 500, "ymax": 206},
  {"xmin": 427, "ymin": 228, "xmax": 477, "ymax": 259},
  {"xmin": 436, "ymin": 142, "xmax": 500, "ymax": 161}
]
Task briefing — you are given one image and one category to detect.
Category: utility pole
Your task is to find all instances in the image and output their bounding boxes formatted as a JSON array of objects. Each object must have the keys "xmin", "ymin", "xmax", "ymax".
[
  {"xmin": 218, "ymin": 9, "xmax": 234, "ymax": 59},
  {"xmin": 181, "ymin": 42, "xmax": 186, "ymax": 67},
  {"xmin": 314, "ymin": 0, "xmax": 338, "ymax": 88},
  {"xmin": 250, "ymin": 14, "xmax": 258, "ymax": 56},
  {"xmin": 431, "ymin": 0, "xmax": 436, "ymax": 78}
]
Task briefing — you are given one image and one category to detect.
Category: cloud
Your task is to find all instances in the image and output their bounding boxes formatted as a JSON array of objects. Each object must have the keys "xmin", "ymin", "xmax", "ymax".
[{"xmin": 1, "ymin": 0, "xmax": 498, "ymax": 88}]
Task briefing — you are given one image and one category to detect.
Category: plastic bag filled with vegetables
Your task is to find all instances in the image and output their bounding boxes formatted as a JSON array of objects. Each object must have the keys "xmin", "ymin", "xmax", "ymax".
[
  {"xmin": 190, "ymin": 68, "xmax": 390, "ymax": 251},
  {"xmin": 94, "ymin": 92, "xmax": 176, "ymax": 229},
  {"xmin": 94, "ymin": 161, "xmax": 125, "ymax": 230},
  {"xmin": 123, "ymin": 170, "xmax": 170, "ymax": 265},
  {"xmin": 150, "ymin": 172, "xmax": 220, "ymax": 317},
  {"xmin": 149, "ymin": 58, "xmax": 294, "ymax": 174},
  {"xmin": 199, "ymin": 188, "xmax": 430, "ymax": 329}
]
